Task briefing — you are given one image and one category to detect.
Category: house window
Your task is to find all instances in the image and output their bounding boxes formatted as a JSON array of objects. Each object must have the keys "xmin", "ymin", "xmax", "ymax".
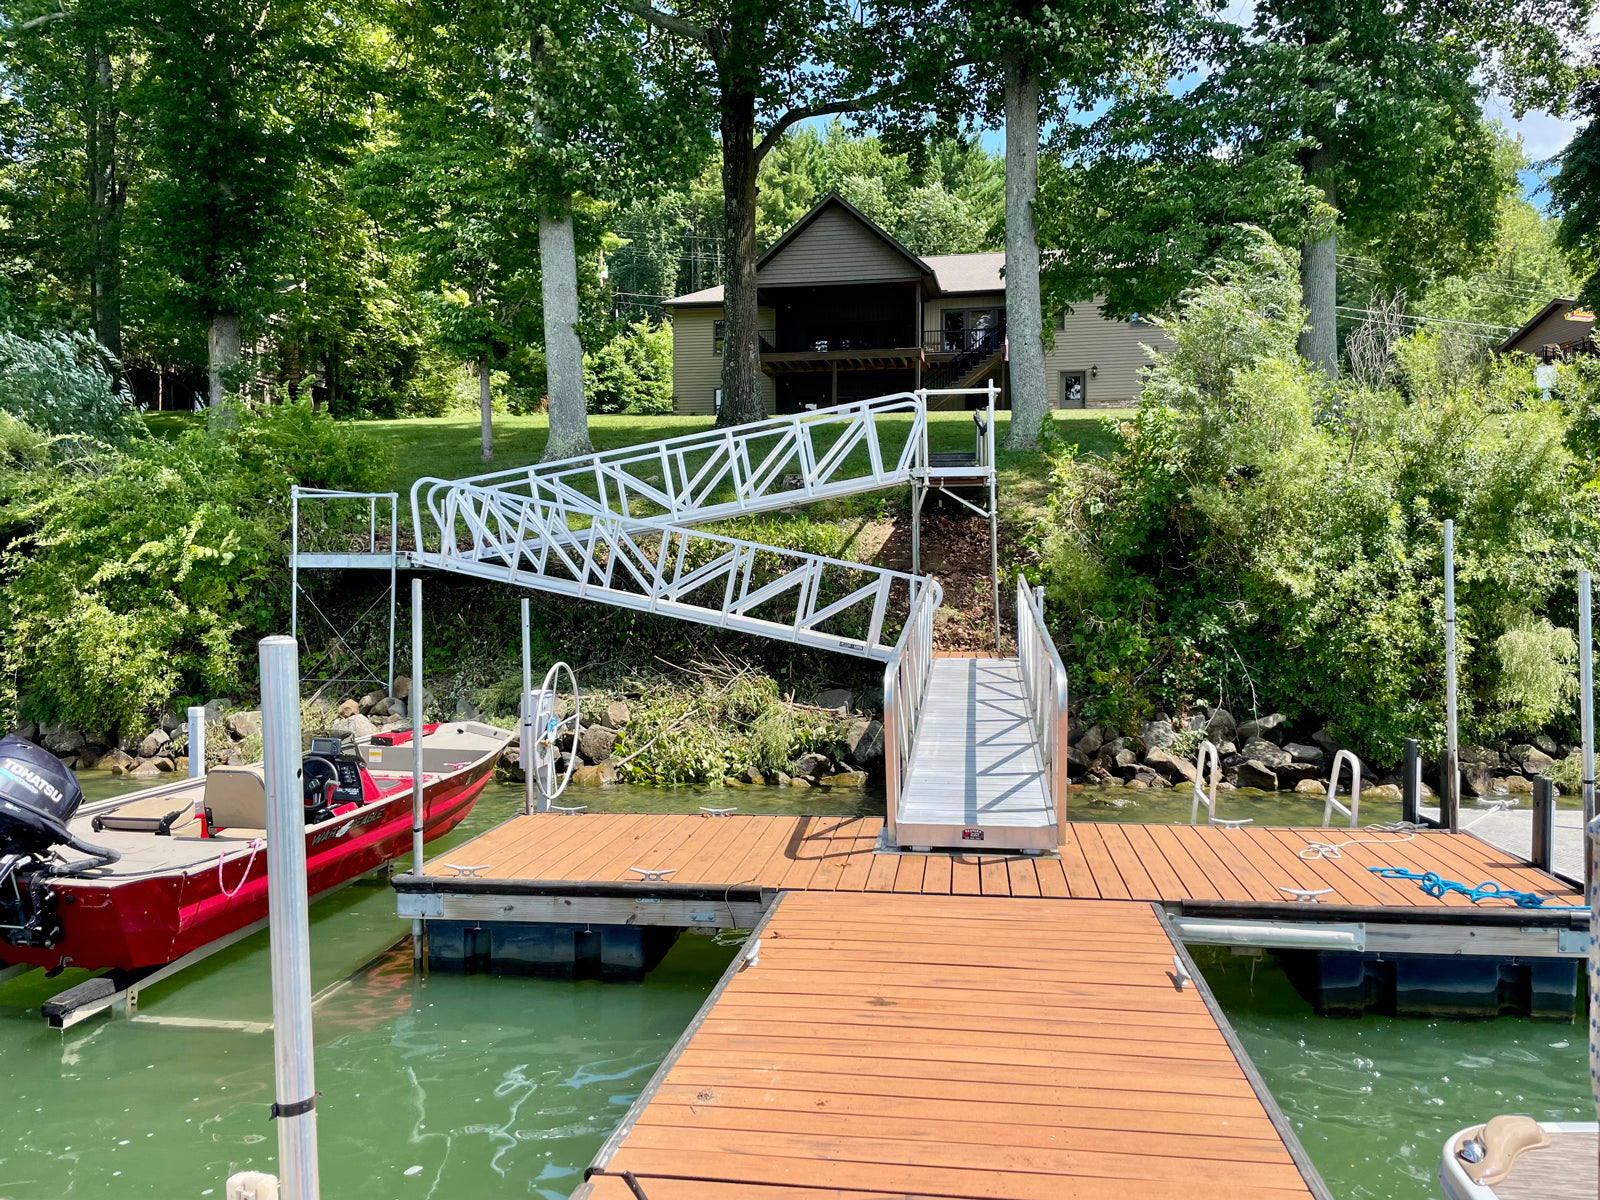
[
  {"xmin": 1059, "ymin": 371, "xmax": 1087, "ymax": 410},
  {"xmin": 1056, "ymin": 311, "xmax": 1066, "ymax": 331},
  {"xmin": 713, "ymin": 320, "xmax": 724, "ymax": 355},
  {"xmin": 941, "ymin": 308, "xmax": 1004, "ymax": 352}
]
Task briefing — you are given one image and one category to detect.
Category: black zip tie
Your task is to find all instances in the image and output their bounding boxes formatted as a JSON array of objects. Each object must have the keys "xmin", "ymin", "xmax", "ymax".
[{"xmin": 268, "ymin": 1094, "xmax": 317, "ymax": 1119}]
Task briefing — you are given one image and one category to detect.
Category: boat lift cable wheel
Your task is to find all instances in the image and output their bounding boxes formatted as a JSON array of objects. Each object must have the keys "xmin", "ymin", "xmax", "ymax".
[{"xmin": 533, "ymin": 661, "xmax": 579, "ymax": 805}]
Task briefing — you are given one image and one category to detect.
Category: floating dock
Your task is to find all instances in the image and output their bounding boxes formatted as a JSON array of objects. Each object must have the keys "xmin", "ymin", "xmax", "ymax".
[{"xmin": 573, "ymin": 890, "xmax": 1331, "ymax": 1200}]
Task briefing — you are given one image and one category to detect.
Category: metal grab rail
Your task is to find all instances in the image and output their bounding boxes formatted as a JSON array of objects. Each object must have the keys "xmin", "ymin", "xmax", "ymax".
[
  {"xmin": 1017, "ymin": 577, "xmax": 1071, "ymax": 836},
  {"xmin": 883, "ymin": 578, "xmax": 942, "ymax": 844},
  {"xmin": 1324, "ymin": 749, "xmax": 1362, "ymax": 828},
  {"xmin": 410, "ymin": 391, "xmax": 927, "ymax": 555}
]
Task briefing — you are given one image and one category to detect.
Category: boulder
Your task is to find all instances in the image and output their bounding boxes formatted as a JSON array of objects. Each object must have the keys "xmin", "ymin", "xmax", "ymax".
[
  {"xmin": 78, "ymin": 743, "xmax": 110, "ymax": 770},
  {"xmin": 1461, "ymin": 764, "xmax": 1497, "ymax": 798},
  {"xmin": 336, "ymin": 699, "xmax": 361, "ymax": 719},
  {"xmin": 391, "ymin": 675, "xmax": 412, "ymax": 700},
  {"xmin": 1241, "ymin": 738, "xmax": 1292, "ymax": 771},
  {"xmin": 330, "ymin": 713, "xmax": 376, "ymax": 741},
  {"xmin": 1294, "ymin": 778, "xmax": 1324, "ymax": 795},
  {"xmin": 1075, "ymin": 726, "xmax": 1104, "ymax": 757},
  {"xmin": 1204, "ymin": 708, "xmax": 1237, "ymax": 746},
  {"xmin": 740, "ymin": 766, "xmax": 765, "ymax": 786},
  {"xmin": 1508, "ymin": 744, "xmax": 1555, "ymax": 776},
  {"xmin": 98, "ymin": 748, "xmax": 135, "ymax": 772},
  {"xmin": 1183, "ymin": 712, "xmax": 1208, "ymax": 732},
  {"xmin": 598, "ymin": 759, "xmax": 620, "ymax": 785},
  {"xmin": 138, "ymin": 728, "xmax": 171, "ymax": 759},
  {"xmin": 43, "ymin": 724, "xmax": 86, "ymax": 755},
  {"xmin": 158, "ymin": 710, "xmax": 185, "ymax": 734},
  {"xmin": 154, "ymin": 756, "xmax": 176, "ymax": 772},
  {"xmin": 202, "ymin": 698, "xmax": 231, "ymax": 723},
  {"xmin": 1277, "ymin": 762, "xmax": 1323, "ymax": 784},
  {"xmin": 844, "ymin": 718, "xmax": 884, "ymax": 765},
  {"xmin": 358, "ymin": 688, "xmax": 386, "ymax": 715},
  {"xmin": 1143, "ymin": 746, "xmax": 1196, "ymax": 783},
  {"xmin": 793, "ymin": 751, "xmax": 832, "ymax": 778},
  {"xmin": 498, "ymin": 744, "xmax": 525, "ymax": 782},
  {"xmin": 1236, "ymin": 760, "xmax": 1279, "ymax": 790},
  {"xmin": 1111, "ymin": 747, "xmax": 1138, "ymax": 770},
  {"xmin": 1311, "ymin": 728, "xmax": 1342, "ymax": 757},
  {"xmin": 578, "ymin": 723, "xmax": 619, "ymax": 764},
  {"xmin": 1216, "ymin": 740, "xmax": 1238, "ymax": 756},
  {"xmin": 823, "ymin": 770, "xmax": 868, "ymax": 788},
  {"xmin": 811, "ymin": 688, "xmax": 853, "ymax": 713},
  {"xmin": 570, "ymin": 764, "xmax": 605, "ymax": 787},
  {"xmin": 787, "ymin": 775, "xmax": 813, "ymax": 788},
  {"xmin": 1497, "ymin": 774, "xmax": 1535, "ymax": 794},
  {"xmin": 377, "ymin": 697, "xmax": 403, "ymax": 719},
  {"xmin": 1125, "ymin": 778, "xmax": 1149, "ymax": 790},
  {"xmin": 1237, "ymin": 713, "xmax": 1286, "ymax": 744},
  {"xmin": 453, "ymin": 698, "xmax": 481, "ymax": 722},
  {"xmin": 226, "ymin": 710, "xmax": 262, "ymax": 740},
  {"xmin": 1459, "ymin": 744, "xmax": 1501, "ymax": 769},
  {"xmin": 225, "ymin": 747, "xmax": 244, "ymax": 766},
  {"xmin": 174, "ymin": 755, "xmax": 189, "ymax": 774},
  {"xmin": 775, "ymin": 772, "xmax": 792, "ymax": 786},
  {"xmin": 1283, "ymin": 741, "xmax": 1324, "ymax": 764},
  {"xmin": 1066, "ymin": 745, "xmax": 1090, "ymax": 779},
  {"xmin": 593, "ymin": 700, "xmax": 632, "ymax": 730},
  {"xmin": 1366, "ymin": 783, "xmax": 1402, "ymax": 800},
  {"xmin": 130, "ymin": 758, "xmax": 163, "ymax": 777},
  {"xmin": 1139, "ymin": 717, "xmax": 1176, "ymax": 751},
  {"xmin": 1534, "ymin": 733, "xmax": 1558, "ymax": 755}
]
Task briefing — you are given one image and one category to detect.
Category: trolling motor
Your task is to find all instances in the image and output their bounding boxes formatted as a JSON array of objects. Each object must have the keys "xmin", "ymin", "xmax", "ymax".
[{"xmin": 0, "ymin": 733, "xmax": 120, "ymax": 948}]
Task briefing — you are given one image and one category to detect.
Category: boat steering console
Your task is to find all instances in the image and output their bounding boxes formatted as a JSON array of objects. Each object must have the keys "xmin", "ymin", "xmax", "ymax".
[{"xmin": 301, "ymin": 736, "xmax": 368, "ymax": 824}]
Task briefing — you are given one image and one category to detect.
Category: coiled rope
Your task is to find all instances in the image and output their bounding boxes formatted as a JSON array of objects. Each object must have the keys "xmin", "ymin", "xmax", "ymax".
[
  {"xmin": 1367, "ymin": 866, "xmax": 1584, "ymax": 908},
  {"xmin": 1299, "ymin": 822, "xmax": 1420, "ymax": 860},
  {"xmin": 218, "ymin": 838, "xmax": 265, "ymax": 899}
]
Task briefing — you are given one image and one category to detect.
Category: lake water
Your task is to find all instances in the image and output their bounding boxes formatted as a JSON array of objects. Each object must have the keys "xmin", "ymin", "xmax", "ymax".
[{"xmin": 0, "ymin": 775, "xmax": 1587, "ymax": 1199}]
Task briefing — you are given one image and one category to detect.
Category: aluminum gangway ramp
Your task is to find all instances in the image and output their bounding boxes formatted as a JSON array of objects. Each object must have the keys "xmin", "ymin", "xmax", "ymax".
[{"xmin": 892, "ymin": 657, "xmax": 1058, "ymax": 851}]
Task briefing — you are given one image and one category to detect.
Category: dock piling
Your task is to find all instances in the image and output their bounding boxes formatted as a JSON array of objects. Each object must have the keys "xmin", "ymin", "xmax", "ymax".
[
  {"xmin": 1443, "ymin": 519, "xmax": 1460, "ymax": 832},
  {"xmin": 258, "ymin": 636, "xmax": 321, "ymax": 1200},
  {"xmin": 1532, "ymin": 778, "xmax": 1556, "ymax": 872},
  {"xmin": 187, "ymin": 704, "xmax": 206, "ymax": 778},
  {"xmin": 410, "ymin": 577, "xmax": 424, "ymax": 968},
  {"xmin": 1580, "ymin": 569, "xmax": 1594, "ymax": 888},
  {"xmin": 1402, "ymin": 738, "xmax": 1420, "ymax": 825}
]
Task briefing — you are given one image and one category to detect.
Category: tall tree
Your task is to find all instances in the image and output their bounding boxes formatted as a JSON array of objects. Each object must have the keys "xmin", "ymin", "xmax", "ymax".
[
  {"xmin": 138, "ymin": 0, "xmax": 371, "ymax": 404},
  {"xmin": 1551, "ymin": 66, "xmax": 1600, "ymax": 306},
  {"xmin": 621, "ymin": 0, "xmax": 896, "ymax": 426}
]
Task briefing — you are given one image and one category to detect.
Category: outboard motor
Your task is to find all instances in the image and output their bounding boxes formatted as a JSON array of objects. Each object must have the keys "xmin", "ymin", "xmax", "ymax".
[{"xmin": 0, "ymin": 734, "xmax": 119, "ymax": 948}]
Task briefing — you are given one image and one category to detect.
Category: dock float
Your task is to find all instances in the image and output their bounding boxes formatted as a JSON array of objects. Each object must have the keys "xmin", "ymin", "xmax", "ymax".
[{"xmin": 573, "ymin": 891, "xmax": 1331, "ymax": 1200}]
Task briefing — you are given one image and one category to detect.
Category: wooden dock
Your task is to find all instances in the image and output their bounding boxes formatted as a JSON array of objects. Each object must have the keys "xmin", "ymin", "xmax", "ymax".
[
  {"xmin": 574, "ymin": 891, "xmax": 1330, "ymax": 1200},
  {"xmin": 407, "ymin": 812, "xmax": 1579, "ymax": 908}
]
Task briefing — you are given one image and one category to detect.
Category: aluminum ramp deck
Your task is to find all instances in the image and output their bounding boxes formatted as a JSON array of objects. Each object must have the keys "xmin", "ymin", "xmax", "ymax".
[{"xmin": 893, "ymin": 657, "xmax": 1057, "ymax": 851}]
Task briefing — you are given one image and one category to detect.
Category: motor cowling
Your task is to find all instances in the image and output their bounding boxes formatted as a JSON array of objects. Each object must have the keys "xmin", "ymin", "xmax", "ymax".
[{"xmin": 0, "ymin": 734, "xmax": 84, "ymax": 857}]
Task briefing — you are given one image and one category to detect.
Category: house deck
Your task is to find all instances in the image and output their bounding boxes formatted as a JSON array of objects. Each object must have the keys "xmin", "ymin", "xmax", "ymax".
[{"xmin": 572, "ymin": 891, "xmax": 1329, "ymax": 1200}]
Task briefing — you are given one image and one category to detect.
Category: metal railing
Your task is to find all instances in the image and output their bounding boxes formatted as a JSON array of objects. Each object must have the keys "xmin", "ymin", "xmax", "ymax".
[
  {"xmin": 1017, "ymin": 576, "xmax": 1070, "ymax": 834},
  {"xmin": 290, "ymin": 486, "xmax": 399, "ymax": 697},
  {"xmin": 883, "ymin": 577, "xmax": 942, "ymax": 843},
  {"xmin": 412, "ymin": 392, "xmax": 926, "ymax": 549},
  {"xmin": 1188, "ymin": 741, "xmax": 1251, "ymax": 826},
  {"xmin": 924, "ymin": 328, "xmax": 1005, "ymax": 355},
  {"xmin": 760, "ymin": 324, "xmax": 915, "ymax": 354}
]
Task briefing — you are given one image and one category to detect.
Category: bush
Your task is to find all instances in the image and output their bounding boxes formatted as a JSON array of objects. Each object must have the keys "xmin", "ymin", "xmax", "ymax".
[
  {"xmin": 1, "ymin": 404, "xmax": 387, "ymax": 734},
  {"xmin": 1038, "ymin": 229, "xmax": 1598, "ymax": 766},
  {"xmin": 0, "ymin": 328, "xmax": 138, "ymax": 442},
  {"xmin": 585, "ymin": 318, "xmax": 673, "ymax": 414}
]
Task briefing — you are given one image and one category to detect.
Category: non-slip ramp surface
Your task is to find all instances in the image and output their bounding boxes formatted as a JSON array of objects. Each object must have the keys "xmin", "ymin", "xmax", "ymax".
[{"xmin": 574, "ymin": 892, "xmax": 1326, "ymax": 1200}]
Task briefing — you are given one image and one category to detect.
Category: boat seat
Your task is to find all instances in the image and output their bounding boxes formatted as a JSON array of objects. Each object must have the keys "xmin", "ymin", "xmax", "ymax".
[
  {"xmin": 204, "ymin": 765, "xmax": 268, "ymax": 833},
  {"xmin": 92, "ymin": 791, "xmax": 201, "ymax": 835}
]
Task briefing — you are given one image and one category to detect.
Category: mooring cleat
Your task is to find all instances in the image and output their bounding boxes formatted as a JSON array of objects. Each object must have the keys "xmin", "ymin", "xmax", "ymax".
[
  {"xmin": 1280, "ymin": 886, "xmax": 1334, "ymax": 902},
  {"xmin": 629, "ymin": 866, "xmax": 677, "ymax": 881},
  {"xmin": 1212, "ymin": 817, "xmax": 1254, "ymax": 829},
  {"xmin": 699, "ymin": 806, "xmax": 737, "ymax": 817},
  {"xmin": 443, "ymin": 863, "xmax": 490, "ymax": 878},
  {"xmin": 551, "ymin": 804, "xmax": 588, "ymax": 814}
]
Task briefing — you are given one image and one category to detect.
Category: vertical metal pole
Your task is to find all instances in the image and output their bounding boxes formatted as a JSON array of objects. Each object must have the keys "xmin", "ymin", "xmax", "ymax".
[
  {"xmin": 188, "ymin": 705, "xmax": 206, "ymax": 779},
  {"xmin": 1587, "ymin": 814, "xmax": 1600, "ymax": 1155},
  {"xmin": 987, "ymin": 382, "xmax": 1000, "ymax": 652},
  {"xmin": 1581, "ymin": 569, "xmax": 1595, "ymax": 887},
  {"xmin": 521, "ymin": 599, "xmax": 534, "ymax": 817},
  {"xmin": 387, "ymin": 494, "xmax": 398, "ymax": 697},
  {"xmin": 258, "ymin": 636, "xmax": 321, "ymax": 1200},
  {"xmin": 1401, "ymin": 738, "xmax": 1419, "ymax": 826},
  {"xmin": 290, "ymin": 485, "xmax": 299, "ymax": 643},
  {"xmin": 1443, "ymin": 520, "xmax": 1460, "ymax": 832},
  {"xmin": 1531, "ymin": 777, "xmax": 1555, "ymax": 872},
  {"xmin": 410, "ymin": 577, "xmax": 424, "ymax": 968}
]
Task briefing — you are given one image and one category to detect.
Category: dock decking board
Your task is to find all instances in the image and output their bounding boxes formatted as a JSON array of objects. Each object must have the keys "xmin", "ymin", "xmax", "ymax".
[
  {"xmin": 421, "ymin": 813, "xmax": 1582, "ymax": 909},
  {"xmin": 574, "ymin": 892, "xmax": 1327, "ymax": 1200}
]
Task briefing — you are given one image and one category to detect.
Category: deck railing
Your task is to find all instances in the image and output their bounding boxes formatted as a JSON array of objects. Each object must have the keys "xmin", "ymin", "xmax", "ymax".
[
  {"xmin": 882, "ymin": 577, "xmax": 942, "ymax": 844},
  {"xmin": 1017, "ymin": 576, "xmax": 1070, "ymax": 835}
]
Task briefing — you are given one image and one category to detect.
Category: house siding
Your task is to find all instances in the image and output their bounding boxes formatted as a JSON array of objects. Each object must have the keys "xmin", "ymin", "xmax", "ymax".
[
  {"xmin": 759, "ymin": 205, "xmax": 923, "ymax": 287},
  {"xmin": 1046, "ymin": 302, "xmax": 1172, "ymax": 408},
  {"xmin": 669, "ymin": 306, "xmax": 775, "ymax": 416},
  {"xmin": 1506, "ymin": 306, "xmax": 1594, "ymax": 356}
]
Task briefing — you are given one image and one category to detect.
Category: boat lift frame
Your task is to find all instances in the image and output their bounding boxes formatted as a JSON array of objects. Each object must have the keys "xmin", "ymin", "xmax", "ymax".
[{"xmin": 290, "ymin": 486, "xmax": 399, "ymax": 698}]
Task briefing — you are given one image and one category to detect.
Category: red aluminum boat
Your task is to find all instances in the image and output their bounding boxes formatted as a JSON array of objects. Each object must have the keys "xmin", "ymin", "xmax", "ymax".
[{"xmin": 0, "ymin": 721, "xmax": 511, "ymax": 974}]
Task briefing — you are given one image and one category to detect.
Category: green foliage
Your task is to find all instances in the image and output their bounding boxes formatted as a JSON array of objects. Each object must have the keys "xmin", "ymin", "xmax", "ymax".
[
  {"xmin": 0, "ymin": 328, "xmax": 137, "ymax": 441},
  {"xmin": 1039, "ymin": 231, "xmax": 1598, "ymax": 766},
  {"xmin": 0, "ymin": 404, "xmax": 385, "ymax": 733},
  {"xmin": 1552, "ymin": 72, "xmax": 1600, "ymax": 306},
  {"xmin": 584, "ymin": 318, "xmax": 673, "ymax": 414}
]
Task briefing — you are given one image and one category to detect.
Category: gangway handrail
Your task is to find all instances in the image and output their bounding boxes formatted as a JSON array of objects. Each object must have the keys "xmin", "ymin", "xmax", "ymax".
[
  {"xmin": 1017, "ymin": 576, "xmax": 1070, "ymax": 836},
  {"xmin": 1324, "ymin": 749, "xmax": 1362, "ymax": 828},
  {"xmin": 883, "ymin": 577, "xmax": 942, "ymax": 843}
]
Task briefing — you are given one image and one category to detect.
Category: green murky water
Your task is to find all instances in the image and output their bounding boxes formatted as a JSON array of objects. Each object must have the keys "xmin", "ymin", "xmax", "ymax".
[{"xmin": 0, "ymin": 775, "xmax": 1588, "ymax": 1199}]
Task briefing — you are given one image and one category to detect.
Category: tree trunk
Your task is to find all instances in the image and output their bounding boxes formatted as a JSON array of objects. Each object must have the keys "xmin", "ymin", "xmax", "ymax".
[
  {"xmin": 539, "ymin": 204, "xmax": 593, "ymax": 461},
  {"xmin": 479, "ymin": 352, "xmax": 494, "ymax": 462},
  {"xmin": 208, "ymin": 312, "xmax": 241, "ymax": 404},
  {"xmin": 1000, "ymin": 48, "xmax": 1046, "ymax": 451},
  {"xmin": 83, "ymin": 39, "xmax": 125, "ymax": 367},
  {"xmin": 1298, "ymin": 155, "xmax": 1338, "ymax": 378},
  {"xmin": 716, "ymin": 81, "xmax": 763, "ymax": 426}
]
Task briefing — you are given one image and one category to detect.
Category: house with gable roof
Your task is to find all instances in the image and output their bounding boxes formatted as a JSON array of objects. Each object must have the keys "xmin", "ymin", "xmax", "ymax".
[{"xmin": 661, "ymin": 192, "xmax": 1173, "ymax": 417}]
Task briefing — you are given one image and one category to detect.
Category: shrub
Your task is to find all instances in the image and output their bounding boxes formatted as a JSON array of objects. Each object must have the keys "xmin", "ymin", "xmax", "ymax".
[
  {"xmin": 1, "ymin": 404, "xmax": 386, "ymax": 734},
  {"xmin": 0, "ymin": 328, "xmax": 138, "ymax": 442},
  {"xmin": 585, "ymin": 318, "xmax": 673, "ymax": 414}
]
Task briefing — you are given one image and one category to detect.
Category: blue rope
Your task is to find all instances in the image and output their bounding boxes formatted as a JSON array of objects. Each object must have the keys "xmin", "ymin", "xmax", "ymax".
[{"xmin": 1366, "ymin": 866, "xmax": 1585, "ymax": 908}]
